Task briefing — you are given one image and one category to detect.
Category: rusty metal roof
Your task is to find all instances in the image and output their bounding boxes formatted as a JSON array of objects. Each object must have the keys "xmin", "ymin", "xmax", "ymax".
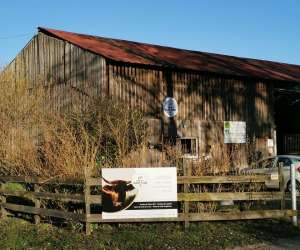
[{"xmin": 38, "ymin": 27, "xmax": 300, "ymax": 83}]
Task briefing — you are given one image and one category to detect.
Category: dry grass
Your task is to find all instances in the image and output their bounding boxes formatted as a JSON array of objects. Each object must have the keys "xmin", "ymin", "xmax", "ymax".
[
  {"xmin": 0, "ymin": 70, "xmax": 262, "ymax": 178},
  {"xmin": 78, "ymin": 98, "xmax": 149, "ymax": 169},
  {"xmin": 0, "ymin": 72, "xmax": 149, "ymax": 179},
  {"xmin": 0, "ymin": 71, "xmax": 270, "ymax": 215},
  {"xmin": 178, "ymin": 139, "xmax": 264, "ymax": 213},
  {"xmin": 0, "ymin": 71, "xmax": 45, "ymax": 176}
]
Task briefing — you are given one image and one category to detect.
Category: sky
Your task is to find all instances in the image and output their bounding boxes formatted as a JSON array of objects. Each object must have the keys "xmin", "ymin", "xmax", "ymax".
[{"xmin": 0, "ymin": 0, "xmax": 300, "ymax": 67}]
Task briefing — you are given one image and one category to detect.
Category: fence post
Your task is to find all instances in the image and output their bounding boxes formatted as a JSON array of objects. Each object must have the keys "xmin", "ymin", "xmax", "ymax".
[
  {"xmin": 33, "ymin": 184, "xmax": 41, "ymax": 224},
  {"xmin": 290, "ymin": 164, "xmax": 298, "ymax": 226},
  {"xmin": 84, "ymin": 167, "xmax": 91, "ymax": 235},
  {"xmin": 278, "ymin": 163, "xmax": 285, "ymax": 209},
  {"xmin": 183, "ymin": 159, "xmax": 191, "ymax": 230},
  {"xmin": 0, "ymin": 182, "xmax": 7, "ymax": 219}
]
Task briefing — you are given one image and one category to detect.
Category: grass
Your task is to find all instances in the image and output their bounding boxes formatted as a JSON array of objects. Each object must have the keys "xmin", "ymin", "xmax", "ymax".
[
  {"xmin": 0, "ymin": 218, "xmax": 300, "ymax": 250},
  {"xmin": 2, "ymin": 183, "xmax": 25, "ymax": 191}
]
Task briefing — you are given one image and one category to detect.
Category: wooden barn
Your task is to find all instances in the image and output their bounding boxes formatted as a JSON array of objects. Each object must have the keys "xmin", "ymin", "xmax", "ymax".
[{"xmin": 3, "ymin": 27, "xmax": 300, "ymax": 167}]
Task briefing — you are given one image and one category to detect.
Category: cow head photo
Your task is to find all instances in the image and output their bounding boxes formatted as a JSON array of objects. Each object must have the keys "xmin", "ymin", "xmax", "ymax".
[{"xmin": 102, "ymin": 177, "xmax": 138, "ymax": 212}]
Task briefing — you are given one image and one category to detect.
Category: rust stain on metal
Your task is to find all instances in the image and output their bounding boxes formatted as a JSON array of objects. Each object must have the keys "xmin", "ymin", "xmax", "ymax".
[{"xmin": 38, "ymin": 27, "xmax": 300, "ymax": 82}]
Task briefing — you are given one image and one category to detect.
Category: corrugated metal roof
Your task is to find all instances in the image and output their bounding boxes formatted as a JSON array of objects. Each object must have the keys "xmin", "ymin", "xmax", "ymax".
[{"xmin": 38, "ymin": 27, "xmax": 300, "ymax": 83}]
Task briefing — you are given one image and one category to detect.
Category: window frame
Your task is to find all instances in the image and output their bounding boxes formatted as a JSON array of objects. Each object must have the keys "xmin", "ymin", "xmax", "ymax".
[{"xmin": 177, "ymin": 137, "xmax": 199, "ymax": 159}]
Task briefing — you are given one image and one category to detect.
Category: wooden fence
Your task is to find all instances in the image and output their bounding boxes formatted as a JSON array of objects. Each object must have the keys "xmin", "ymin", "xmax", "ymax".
[{"xmin": 0, "ymin": 174, "xmax": 297, "ymax": 235}]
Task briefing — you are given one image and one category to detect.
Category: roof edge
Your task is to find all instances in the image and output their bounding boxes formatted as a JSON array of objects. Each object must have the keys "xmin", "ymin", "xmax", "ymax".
[
  {"xmin": 38, "ymin": 27, "xmax": 300, "ymax": 69},
  {"xmin": 37, "ymin": 27, "xmax": 300, "ymax": 83}
]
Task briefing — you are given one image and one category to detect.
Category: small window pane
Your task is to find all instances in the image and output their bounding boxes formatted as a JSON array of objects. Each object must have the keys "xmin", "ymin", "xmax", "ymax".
[
  {"xmin": 292, "ymin": 158, "xmax": 300, "ymax": 163},
  {"xmin": 178, "ymin": 138, "xmax": 198, "ymax": 158}
]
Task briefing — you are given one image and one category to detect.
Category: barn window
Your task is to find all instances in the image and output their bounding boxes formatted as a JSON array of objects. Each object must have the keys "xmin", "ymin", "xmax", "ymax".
[{"xmin": 177, "ymin": 138, "xmax": 198, "ymax": 159}]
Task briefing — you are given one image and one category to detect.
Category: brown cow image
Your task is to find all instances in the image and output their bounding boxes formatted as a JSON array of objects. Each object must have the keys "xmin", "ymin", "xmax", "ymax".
[{"xmin": 102, "ymin": 177, "xmax": 137, "ymax": 212}]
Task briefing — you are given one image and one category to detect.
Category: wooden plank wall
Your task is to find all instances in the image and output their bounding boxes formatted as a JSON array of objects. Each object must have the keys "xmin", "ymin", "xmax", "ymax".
[
  {"xmin": 108, "ymin": 64, "xmax": 273, "ymax": 130},
  {"xmin": 4, "ymin": 33, "xmax": 107, "ymax": 113},
  {"xmin": 108, "ymin": 62, "xmax": 275, "ymax": 160},
  {"xmin": 283, "ymin": 134, "xmax": 300, "ymax": 154},
  {"xmin": 2, "ymin": 33, "xmax": 275, "ymax": 165},
  {"xmin": 4, "ymin": 34, "xmax": 274, "ymax": 139}
]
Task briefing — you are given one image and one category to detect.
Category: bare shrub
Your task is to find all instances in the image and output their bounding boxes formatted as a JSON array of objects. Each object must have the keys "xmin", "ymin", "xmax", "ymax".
[
  {"xmin": 37, "ymin": 113, "xmax": 102, "ymax": 178},
  {"xmin": 68, "ymin": 98, "xmax": 149, "ymax": 169},
  {"xmin": 0, "ymin": 72, "xmax": 149, "ymax": 178},
  {"xmin": 0, "ymin": 72, "xmax": 45, "ymax": 176},
  {"xmin": 0, "ymin": 69, "xmax": 261, "ymax": 182}
]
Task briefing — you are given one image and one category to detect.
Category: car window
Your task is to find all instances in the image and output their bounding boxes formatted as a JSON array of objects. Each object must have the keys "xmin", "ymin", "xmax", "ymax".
[
  {"xmin": 258, "ymin": 158, "xmax": 275, "ymax": 169},
  {"xmin": 278, "ymin": 157, "xmax": 292, "ymax": 167},
  {"xmin": 292, "ymin": 158, "xmax": 300, "ymax": 163}
]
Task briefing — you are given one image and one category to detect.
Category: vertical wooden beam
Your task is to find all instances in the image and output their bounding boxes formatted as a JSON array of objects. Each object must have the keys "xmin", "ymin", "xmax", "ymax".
[
  {"xmin": 278, "ymin": 162, "xmax": 285, "ymax": 209},
  {"xmin": 183, "ymin": 159, "xmax": 191, "ymax": 230},
  {"xmin": 33, "ymin": 184, "xmax": 41, "ymax": 224},
  {"xmin": 84, "ymin": 184, "xmax": 91, "ymax": 235},
  {"xmin": 0, "ymin": 182, "xmax": 7, "ymax": 219},
  {"xmin": 84, "ymin": 167, "xmax": 91, "ymax": 235}
]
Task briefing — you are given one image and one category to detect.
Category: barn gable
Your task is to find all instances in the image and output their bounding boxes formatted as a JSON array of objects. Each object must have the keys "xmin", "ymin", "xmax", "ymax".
[{"xmin": 3, "ymin": 32, "xmax": 107, "ymax": 112}]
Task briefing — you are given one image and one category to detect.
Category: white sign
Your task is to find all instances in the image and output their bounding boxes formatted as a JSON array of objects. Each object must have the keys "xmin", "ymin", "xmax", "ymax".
[
  {"xmin": 163, "ymin": 97, "xmax": 178, "ymax": 118},
  {"xmin": 267, "ymin": 139, "xmax": 274, "ymax": 147},
  {"xmin": 271, "ymin": 172, "xmax": 279, "ymax": 180},
  {"xmin": 102, "ymin": 167, "xmax": 177, "ymax": 219},
  {"xmin": 224, "ymin": 121, "xmax": 246, "ymax": 144}
]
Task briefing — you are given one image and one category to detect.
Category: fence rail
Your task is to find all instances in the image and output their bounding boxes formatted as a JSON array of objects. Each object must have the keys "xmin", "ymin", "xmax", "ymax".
[
  {"xmin": 84, "ymin": 175, "xmax": 272, "ymax": 186},
  {"xmin": 0, "ymin": 189, "xmax": 85, "ymax": 203},
  {"xmin": 86, "ymin": 210, "xmax": 297, "ymax": 223},
  {"xmin": 0, "ymin": 176, "xmax": 84, "ymax": 185},
  {"xmin": 0, "ymin": 173, "xmax": 295, "ymax": 235}
]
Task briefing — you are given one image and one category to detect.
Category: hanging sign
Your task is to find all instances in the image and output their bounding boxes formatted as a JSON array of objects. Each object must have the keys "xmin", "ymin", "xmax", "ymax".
[
  {"xmin": 163, "ymin": 97, "xmax": 178, "ymax": 118},
  {"xmin": 102, "ymin": 167, "xmax": 178, "ymax": 219},
  {"xmin": 224, "ymin": 121, "xmax": 246, "ymax": 143}
]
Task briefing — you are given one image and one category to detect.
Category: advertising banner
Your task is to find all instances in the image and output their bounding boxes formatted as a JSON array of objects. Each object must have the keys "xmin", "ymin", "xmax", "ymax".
[{"xmin": 102, "ymin": 167, "xmax": 177, "ymax": 219}]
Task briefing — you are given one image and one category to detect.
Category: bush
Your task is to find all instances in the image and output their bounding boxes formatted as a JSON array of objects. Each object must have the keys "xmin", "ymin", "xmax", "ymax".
[{"xmin": 0, "ymin": 72, "xmax": 149, "ymax": 179}]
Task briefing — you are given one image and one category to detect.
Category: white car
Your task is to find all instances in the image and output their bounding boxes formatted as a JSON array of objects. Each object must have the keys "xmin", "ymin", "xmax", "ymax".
[{"xmin": 243, "ymin": 155, "xmax": 300, "ymax": 192}]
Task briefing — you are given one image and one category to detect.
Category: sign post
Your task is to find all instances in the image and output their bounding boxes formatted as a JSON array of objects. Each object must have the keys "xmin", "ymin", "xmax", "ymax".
[{"xmin": 290, "ymin": 164, "xmax": 298, "ymax": 226}]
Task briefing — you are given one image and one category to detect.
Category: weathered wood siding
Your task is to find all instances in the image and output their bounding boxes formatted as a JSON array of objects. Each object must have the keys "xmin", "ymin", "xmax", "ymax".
[
  {"xmin": 107, "ymin": 62, "xmax": 275, "ymax": 159},
  {"xmin": 3, "ymin": 33, "xmax": 275, "ymax": 164},
  {"xmin": 5, "ymin": 33, "xmax": 107, "ymax": 112}
]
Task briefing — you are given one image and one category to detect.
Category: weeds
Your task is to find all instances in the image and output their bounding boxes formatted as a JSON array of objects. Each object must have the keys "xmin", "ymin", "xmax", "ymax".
[
  {"xmin": 0, "ymin": 71, "xmax": 270, "ymax": 214},
  {"xmin": 0, "ymin": 72, "xmax": 149, "ymax": 179}
]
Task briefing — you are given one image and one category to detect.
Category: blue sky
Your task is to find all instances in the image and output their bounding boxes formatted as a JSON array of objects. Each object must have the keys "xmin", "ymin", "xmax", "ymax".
[{"xmin": 0, "ymin": 0, "xmax": 299, "ymax": 66}]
